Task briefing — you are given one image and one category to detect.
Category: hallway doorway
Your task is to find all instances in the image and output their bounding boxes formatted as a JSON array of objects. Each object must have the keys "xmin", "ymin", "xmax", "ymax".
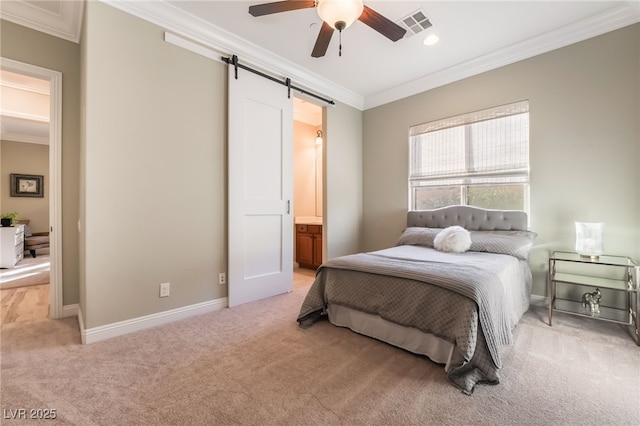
[{"xmin": 1, "ymin": 58, "xmax": 63, "ymax": 319}]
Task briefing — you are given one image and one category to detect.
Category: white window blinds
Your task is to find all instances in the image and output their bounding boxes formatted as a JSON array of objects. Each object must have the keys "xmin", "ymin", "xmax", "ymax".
[{"xmin": 410, "ymin": 100, "xmax": 529, "ymax": 187}]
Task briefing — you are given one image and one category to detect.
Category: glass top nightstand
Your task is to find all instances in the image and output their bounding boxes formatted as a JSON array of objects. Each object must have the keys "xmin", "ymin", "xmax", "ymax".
[{"xmin": 547, "ymin": 251, "xmax": 639, "ymax": 346}]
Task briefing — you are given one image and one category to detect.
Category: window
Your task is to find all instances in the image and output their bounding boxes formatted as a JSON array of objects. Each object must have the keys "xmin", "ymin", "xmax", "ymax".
[{"xmin": 409, "ymin": 100, "xmax": 529, "ymax": 211}]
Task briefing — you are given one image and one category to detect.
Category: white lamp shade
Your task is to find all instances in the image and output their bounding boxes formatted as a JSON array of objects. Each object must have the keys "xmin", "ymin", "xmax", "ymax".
[
  {"xmin": 575, "ymin": 222, "xmax": 604, "ymax": 257},
  {"xmin": 317, "ymin": 0, "xmax": 364, "ymax": 30}
]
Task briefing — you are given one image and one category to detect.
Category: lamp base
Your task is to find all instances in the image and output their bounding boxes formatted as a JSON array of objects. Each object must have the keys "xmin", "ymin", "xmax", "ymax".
[{"xmin": 579, "ymin": 254, "xmax": 600, "ymax": 261}]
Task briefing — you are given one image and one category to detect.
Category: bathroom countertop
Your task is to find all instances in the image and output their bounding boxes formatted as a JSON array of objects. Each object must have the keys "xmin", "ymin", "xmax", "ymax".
[{"xmin": 294, "ymin": 216, "xmax": 323, "ymax": 225}]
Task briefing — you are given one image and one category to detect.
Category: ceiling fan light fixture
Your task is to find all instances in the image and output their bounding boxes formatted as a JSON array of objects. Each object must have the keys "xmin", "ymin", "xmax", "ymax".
[{"xmin": 316, "ymin": 0, "xmax": 364, "ymax": 31}]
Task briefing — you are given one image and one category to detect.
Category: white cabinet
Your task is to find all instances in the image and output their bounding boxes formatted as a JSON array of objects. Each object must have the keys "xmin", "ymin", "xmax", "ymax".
[{"xmin": 0, "ymin": 225, "xmax": 25, "ymax": 268}]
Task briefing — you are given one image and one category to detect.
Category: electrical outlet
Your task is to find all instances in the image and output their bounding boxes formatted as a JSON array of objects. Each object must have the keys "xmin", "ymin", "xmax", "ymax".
[
  {"xmin": 159, "ymin": 282, "xmax": 170, "ymax": 297},
  {"xmin": 218, "ymin": 273, "xmax": 226, "ymax": 285}
]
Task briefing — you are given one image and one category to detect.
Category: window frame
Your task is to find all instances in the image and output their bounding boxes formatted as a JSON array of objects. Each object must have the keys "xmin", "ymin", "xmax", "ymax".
[{"xmin": 409, "ymin": 101, "xmax": 530, "ymax": 212}]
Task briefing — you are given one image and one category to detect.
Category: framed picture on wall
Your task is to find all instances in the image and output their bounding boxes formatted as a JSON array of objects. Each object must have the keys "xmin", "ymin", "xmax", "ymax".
[{"xmin": 10, "ymin": 173, "xmax": 44, "ymax": 198}]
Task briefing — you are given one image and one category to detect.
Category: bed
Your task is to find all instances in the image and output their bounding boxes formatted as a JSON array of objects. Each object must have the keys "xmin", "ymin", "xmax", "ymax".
[{"xmin": 297, "ymin": 205, "xmax": 537, "ymax": 394}]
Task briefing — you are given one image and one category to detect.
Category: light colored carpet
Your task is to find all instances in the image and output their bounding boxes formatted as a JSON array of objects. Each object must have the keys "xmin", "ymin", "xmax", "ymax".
[
  {"xmin": 1, "ymin": 287, "xmax": 639, "ymax": 425},
  {"xmin": 0, "ymin": 253, "xmax": 50, "ymax": 290}
]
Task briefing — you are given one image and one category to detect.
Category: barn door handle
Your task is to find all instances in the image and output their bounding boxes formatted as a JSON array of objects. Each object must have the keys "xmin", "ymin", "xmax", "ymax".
[{"xmin": 287, "ymin": 200, "xmax": 291, "ymax": 214}]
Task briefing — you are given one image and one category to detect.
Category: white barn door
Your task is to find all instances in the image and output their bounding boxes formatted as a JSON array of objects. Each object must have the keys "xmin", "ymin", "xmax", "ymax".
[{"xmin": 228, "ymin": 67, "xmax": 293, "ymax": 307}]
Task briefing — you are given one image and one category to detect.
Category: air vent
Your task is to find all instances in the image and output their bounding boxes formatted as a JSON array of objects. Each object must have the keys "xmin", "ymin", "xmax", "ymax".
[{"xmin": 397, "ymin": 9, "xmax": 432, "ymax": 38}]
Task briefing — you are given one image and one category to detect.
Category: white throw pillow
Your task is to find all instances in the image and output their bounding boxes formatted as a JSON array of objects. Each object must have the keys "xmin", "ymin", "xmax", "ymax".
[{"xmin": 434, "ymin": 226, "xmax": 471, "ymax": 253}]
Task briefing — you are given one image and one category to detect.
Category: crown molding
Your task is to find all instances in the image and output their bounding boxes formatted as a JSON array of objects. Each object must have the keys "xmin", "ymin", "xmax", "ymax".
[
  {"xmin": 0, "ymin": 131, "xmax": 48, "ymax": 145},
  {"xmin": 0, "ymin": 0, "xmax": 84, "ymax": 43},
  {"xmin": 1, "ymin": 79, "xmax": 49, "ymax": 95},
  {"xmin": 99, "ymin": 1, "xmax": 640, "ymax": 111},
  {"xmin": 1, "ymin": 115, "xmax": 49, "ymax": 145},
  {"xmin": 0, "ymin": 110, "xmax": 48, "ymax": 123},
  {"xmin": 364, "ymin": 2, "xmax": 640, "ymax": 109},
  {"xmin": 102, "ymin": 0, "xmax": 364, "ymax": 110}
]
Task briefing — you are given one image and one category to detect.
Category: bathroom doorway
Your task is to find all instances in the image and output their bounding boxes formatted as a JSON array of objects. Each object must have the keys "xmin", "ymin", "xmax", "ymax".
[{"xmin": 293, "ymin": 97, "xmax": 324, "ymax": 277}]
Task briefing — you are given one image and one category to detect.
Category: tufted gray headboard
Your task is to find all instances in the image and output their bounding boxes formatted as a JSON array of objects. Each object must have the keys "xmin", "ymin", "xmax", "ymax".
[{"xmin": 407, "ymin": 205, "xmax": 528, "ymax": 231}]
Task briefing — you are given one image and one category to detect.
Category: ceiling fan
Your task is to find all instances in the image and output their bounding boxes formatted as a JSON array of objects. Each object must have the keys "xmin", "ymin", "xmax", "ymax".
[{"xmin": 248, "ymin": 0, "xmax": 407, "ymax": 58}]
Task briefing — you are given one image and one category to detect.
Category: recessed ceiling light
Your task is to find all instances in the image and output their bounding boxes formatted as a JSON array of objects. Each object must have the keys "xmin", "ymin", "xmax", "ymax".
[{"xmin": 423, "ymin": 34, "xmax": 439, "ymax": 46}]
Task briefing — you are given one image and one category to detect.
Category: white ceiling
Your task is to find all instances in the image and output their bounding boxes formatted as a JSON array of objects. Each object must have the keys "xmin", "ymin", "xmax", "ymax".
[
  {"xmin": 0, "ymin": 70, "xmax": 50, "ymax": 145},
  {"xmin": 118, "ymin": 0, "xmax": 640, "ymax": 109},
  {"xmin": 1, "ymin": 1, "xmax": 639, "ymax": 116},
  {"xmin": 158, "ymin": 0, "xmax": 639, "ymax": 109}
]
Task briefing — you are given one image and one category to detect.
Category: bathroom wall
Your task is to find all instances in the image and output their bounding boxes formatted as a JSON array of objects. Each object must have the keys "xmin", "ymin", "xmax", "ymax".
[{"xmin": 293, "ymin": 120, "xmax": 322, "ymax": 220}]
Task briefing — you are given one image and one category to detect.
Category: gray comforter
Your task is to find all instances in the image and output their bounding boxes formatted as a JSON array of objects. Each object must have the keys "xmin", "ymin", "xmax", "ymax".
[{"xmin": 297, "ymin": 245, "xmax": 531, "ymax": 394}]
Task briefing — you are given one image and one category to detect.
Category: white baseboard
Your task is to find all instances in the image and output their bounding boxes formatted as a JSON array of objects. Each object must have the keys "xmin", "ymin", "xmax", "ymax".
[
  {"xmin": 79, "ymin": 297, "xmax": 228, "ymax": 344},
  {"xmin": 530, "ymin": 294, "xmax": 547, "ymax": 308},
  {"xmin": 62, "ymin": 303, "xmax": 79, "ymax": 318}
]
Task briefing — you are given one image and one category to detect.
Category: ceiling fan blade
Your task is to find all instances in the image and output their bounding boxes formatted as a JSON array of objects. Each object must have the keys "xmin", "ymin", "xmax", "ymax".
[
  {"xmin": 248, "ymin": 1, "xmax": 316, "ymax": 17},
  {"xmin": 311, "ymin": 22, "xmax": 334, "ymax": 58},
  {"xmin": 358, "ymin": 5, "xmax": 406, "ymax": 42}
]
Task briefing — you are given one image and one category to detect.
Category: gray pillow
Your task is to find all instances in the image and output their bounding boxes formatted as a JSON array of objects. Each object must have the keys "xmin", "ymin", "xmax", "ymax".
[
  {"xmin": 397, "ymin": 227, "xmax": 537, "ymax": 261},
  {"xmin": 396, "ymin": 227, "xmax": 442, "ymax": 247},
  {"xmin": 469, "ymin": 230, "xmax": 537, "ymax": 260}
]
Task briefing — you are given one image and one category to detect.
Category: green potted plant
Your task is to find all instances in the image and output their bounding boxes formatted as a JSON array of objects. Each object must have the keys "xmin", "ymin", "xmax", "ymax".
[{"xmin": 0, "ymin": 212, "xmax": 19, "ymax": 227}]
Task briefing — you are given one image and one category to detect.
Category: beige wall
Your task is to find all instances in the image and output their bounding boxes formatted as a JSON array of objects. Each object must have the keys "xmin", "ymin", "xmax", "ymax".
[
  {"xmin": 2, "ymin": 3, "xmax": 364, "ymax": 331},
  {"xmin": 11, "ymin": 2, "xmax": 631, "ymax": 330},
  {"xmin": 80, "ymin": 3, "xmax": 363, "ymax": 328},
  {"xmin": 1, "ymin": 19, "xmax": 81, "ymax": 305},
  {"xmin": 0, "ymin": 140, "xmax": 49, "ymax": 231},
  {"xmin": 293, "ymin": 120, "xmax": 322, "ymax": 218},
  {"xmin": 325, "ymin": 102, "xmax": 363, "ymax": 260},
  {"xmin": 363, "ymin": 24, "xmax": 640, "ymax": 297},
  {"xmin": 81, "ymin": 2, "xmax": 227, "ymax": 328}
]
